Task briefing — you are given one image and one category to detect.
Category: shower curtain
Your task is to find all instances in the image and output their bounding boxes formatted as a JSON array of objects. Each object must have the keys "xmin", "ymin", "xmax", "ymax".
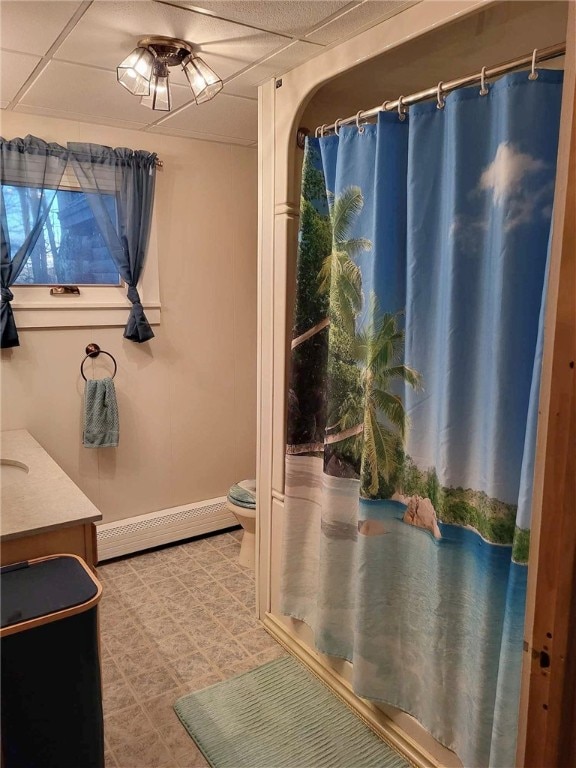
[{"xmin": 280, "ymin": 70, "xmax": 563, "ymax": 767}]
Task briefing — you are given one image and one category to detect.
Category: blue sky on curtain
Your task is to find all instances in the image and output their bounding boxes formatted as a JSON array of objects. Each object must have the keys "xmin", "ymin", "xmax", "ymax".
[{"xmin": 281, "ymin": 70, "xmax": 563, "ymax": 767}]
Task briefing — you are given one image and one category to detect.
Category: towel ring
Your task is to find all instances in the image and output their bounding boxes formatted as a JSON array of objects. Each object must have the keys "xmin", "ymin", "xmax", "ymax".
[
  {"xmin": 81, "ymin": 343, "xmax": 117, "ymax": 381},
  {"xmin": 528, "ymin": 48, "xmax": 539, "ymax": 80}
]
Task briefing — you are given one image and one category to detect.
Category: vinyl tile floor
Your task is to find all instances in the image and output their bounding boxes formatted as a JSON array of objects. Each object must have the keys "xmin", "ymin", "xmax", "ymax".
[{"xmin": 97, "ymin": 529, "xmax": 287, "ymax": 768}]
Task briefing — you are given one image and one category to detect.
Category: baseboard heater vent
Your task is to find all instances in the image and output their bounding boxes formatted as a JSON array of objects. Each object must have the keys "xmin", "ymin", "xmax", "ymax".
[{"xmin": 96, "ymin": 497, "xmax": 238, "ymax": 561}]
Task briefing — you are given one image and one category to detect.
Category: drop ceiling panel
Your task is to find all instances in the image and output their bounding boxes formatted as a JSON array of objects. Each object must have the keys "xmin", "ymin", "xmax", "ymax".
[
  {"xmin": 54, "ymin": 0, "xmax": 288, "ymax": 84},
  {"xmin": 171, "ymin": 1, "xmax": 354, "ymax": 37},
  {"xmin": 150, "ymin": 126, "xmax": 256, "ymax": 146},
  {"xmin": 150, "ymin": 93, "xmax": 257, "ymax": 140},
  {"xmin": 13, "ymin": 104, "xmax": 151, "ymax": 132},
  {"xmin": 225, "ymin": 40, "xmax": 322, "ymax": 98},
  {"xmin": 0, "ymin": 1, "xmax": 83, "ymax": 56},
  {"xmin": 0, "ymin": 51, "xmax": 42, "ymax": 105},
  {"xmin": 18, "ymin": 60, "xmax": 194, "ymax": 125},
  {"xmin": 306, "ymin": 0, "xmax": 418, "ymax": 45}
]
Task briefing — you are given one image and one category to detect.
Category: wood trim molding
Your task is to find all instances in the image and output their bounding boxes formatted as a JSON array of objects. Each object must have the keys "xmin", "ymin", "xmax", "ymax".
[
  {"xmin": 256, "ymin": 78, "xmax": 277, "ymax": 619},
  {"xmin": 86, "ymin": 522, "xmax": 98, "ymax": 571},
  {"xmin": 521, "ymin": 11, "xmax": 576, "ymax": 763},
  {"xmin": 262, "ymin": 612, "xmax": 440, "ymax": 768}
]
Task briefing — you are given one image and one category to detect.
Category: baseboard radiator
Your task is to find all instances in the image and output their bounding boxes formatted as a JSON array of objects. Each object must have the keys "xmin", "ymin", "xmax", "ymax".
[{"xmin": 96, "ymin": 497, "xmax": 238, "ymax": 561}]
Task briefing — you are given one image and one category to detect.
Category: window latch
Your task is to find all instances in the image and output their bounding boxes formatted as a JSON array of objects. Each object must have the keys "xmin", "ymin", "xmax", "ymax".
[{"xmin": 50, "ymin": 286, "xmax": 80, "ymax": 296}]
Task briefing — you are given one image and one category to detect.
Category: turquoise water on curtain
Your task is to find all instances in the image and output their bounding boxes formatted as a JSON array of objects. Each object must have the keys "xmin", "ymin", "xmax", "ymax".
[{"xmin": 352, "ymin": 500, "xmax": 527, "ymax": 764}]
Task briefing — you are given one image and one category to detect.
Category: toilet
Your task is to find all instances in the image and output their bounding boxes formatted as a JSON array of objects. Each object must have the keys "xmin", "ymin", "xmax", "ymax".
[{"xmin": 226, "ymin": 480, "xmax": 256, "ymax": 570}]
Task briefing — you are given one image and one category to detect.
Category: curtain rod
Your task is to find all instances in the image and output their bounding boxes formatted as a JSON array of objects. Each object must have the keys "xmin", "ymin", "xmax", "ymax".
[{"xmin": 315, "ymin": 42, "xmax": 566, "ymax": 135}]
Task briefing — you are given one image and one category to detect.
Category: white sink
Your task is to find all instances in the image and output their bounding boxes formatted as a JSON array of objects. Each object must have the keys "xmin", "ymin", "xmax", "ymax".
[{"xmin": 0, "ymin": 459, "xmax": 30, "ymax": 486}]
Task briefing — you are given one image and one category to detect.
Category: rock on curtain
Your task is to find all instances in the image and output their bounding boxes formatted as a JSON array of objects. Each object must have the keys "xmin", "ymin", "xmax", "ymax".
[
  {"xmin": 281, "ymin": 70, "xmax": 563, "ymax": 767},
  {"xmin": 0, "ymin": 136, "xmax": 69, "ymax": 348},
  {"xmin": 69, "ymin": 143, "xmax": 157, "ymax": 342}
]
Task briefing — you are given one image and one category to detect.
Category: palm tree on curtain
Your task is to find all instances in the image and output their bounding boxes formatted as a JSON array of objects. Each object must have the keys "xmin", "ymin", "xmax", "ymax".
[
  {"xmin": 318, "ymin": 186, "xmax": 371, "ymax": 336},
  {"xmin": 315, "ymin": 188, "xmax": 422, "ymax": 495},
  {"xmin": 352, "ymin": 306, "xmax": 421, "ymax": 496},
  {"xmin": 328, "ymin": 301, "xmax": 421, "ymax": 495},
  {"xmin": 294, "ymin": 181, "xmax": 422, "ymax": 495},
  {"xmin": 290, "ymin": 185, "xmax": 369, "ymax": 452}
]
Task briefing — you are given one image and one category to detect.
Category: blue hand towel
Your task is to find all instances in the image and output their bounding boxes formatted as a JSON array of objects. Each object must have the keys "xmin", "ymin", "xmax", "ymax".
[{"xmin": 83, "ymin": 377, "xmax": 119, "ymax": 448}]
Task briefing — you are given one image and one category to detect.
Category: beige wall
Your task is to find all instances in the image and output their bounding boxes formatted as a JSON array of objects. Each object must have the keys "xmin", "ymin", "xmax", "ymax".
[{"xmin": 0, "ymin": 112, "xmax": 257, "ymax": 523}]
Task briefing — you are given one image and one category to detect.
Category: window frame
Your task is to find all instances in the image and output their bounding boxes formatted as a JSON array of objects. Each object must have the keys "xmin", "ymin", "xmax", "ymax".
[{"xmin": 6, "ymin": 164, "xmax": 161, "ymax": 330}]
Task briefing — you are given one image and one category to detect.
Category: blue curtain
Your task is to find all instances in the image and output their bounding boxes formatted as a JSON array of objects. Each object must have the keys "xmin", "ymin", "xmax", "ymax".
[
  {"xmin": 0, "ymin": 136, "xmax": 69, "ymax": 347},
  {"xmin": 281, "ymin": 69, "xmax": 563, "ymax": 767},
  {"xmin": 69, "ymin": 143, "xmax": 157, "ymax": 342}
]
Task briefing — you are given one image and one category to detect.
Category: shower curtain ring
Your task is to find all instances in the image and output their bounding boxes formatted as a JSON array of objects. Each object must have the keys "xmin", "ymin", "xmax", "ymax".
[
  {"xmin": 529, "ymin": 48, "xmax": 539, "ymax": 80},
  {"xmin": 436, "ymin": 82, "xmax": 446, "ymax": 110},
  {"xmin": 314, "ymin": 126, "xmax": 321, "ymax": 137},
  {"xmin": 355, "ymin": 111, "xmax": 365, "ymax": 133},
  {"xmin": 320, "ymin": 124, "xmax": 327, "ymax": 137},
  {"xmin": 479, "ymin": 66, "xmax": 489, "ymax": 96},
  {"xmin": 334, "ymin": 118, "xmax": 342, "ymax": 136},
  {"xmin": 380, "ymin": 100, "xmax": 391, "ymax": 112},
  {"xmin": 397, "ymin": 96, "xmax": 407, "ymax": 122}
]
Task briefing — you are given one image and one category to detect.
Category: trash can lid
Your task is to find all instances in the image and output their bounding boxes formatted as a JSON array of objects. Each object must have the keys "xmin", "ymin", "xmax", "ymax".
[{"xmin": 1, "ymin": 555, "xmax": 100, "ymax": 631}]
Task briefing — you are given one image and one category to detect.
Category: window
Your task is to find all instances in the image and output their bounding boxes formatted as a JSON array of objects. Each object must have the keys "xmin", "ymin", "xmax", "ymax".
[
  {"xmin": 6, "ymin": 177, "xmax": 160, "ymax": 332},
  {"xmin": 4, "ymin": 186, "xmax": 121, "ymax": 286},
  {"xmin": 2, "ymin": 136, "xmax": 160, "ymax": 337}
]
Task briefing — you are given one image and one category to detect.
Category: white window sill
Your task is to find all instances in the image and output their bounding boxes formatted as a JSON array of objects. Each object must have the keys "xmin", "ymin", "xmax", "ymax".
[{"xmin": 11, "ymin": 300, "xmax": 161, "ymax": 329}]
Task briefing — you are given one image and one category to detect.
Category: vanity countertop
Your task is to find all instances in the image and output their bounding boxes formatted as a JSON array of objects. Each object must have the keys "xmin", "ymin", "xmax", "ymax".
[{"xmin": 1, "ymin": 429, "xmax": 102, "ymax": 541}]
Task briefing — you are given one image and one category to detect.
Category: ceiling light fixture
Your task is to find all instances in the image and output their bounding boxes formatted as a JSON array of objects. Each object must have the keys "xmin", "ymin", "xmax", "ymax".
[{"xmin": 117, "ymin": 36, "xmax": 223, "ymax": 111}]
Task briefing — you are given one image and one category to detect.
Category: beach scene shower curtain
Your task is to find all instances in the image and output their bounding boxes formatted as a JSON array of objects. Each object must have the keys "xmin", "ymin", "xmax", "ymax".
[{"xmin": 280, "ymin": 70, "xmax": 563, "ymax": 767}]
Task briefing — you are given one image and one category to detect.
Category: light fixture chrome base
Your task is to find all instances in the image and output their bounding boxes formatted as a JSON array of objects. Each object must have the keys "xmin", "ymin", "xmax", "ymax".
[{"xmin": 138, "ymin": 36, "xmax": 194, "ymax": 65}]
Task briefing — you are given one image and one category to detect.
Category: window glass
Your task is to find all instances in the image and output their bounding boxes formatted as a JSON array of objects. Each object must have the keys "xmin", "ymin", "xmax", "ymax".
[{"xmin": 4, "ymin": 185, "xmax": 121, "ymax": 286}]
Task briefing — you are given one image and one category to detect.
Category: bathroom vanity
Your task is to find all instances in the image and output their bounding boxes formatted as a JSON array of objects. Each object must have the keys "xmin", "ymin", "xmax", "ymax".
[{"xmin": 0, "ymin": 430, "xmax": 102, "ymax": 569}]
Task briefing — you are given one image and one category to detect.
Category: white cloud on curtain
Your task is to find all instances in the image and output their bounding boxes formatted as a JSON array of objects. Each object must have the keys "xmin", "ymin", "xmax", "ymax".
[{"xmin": 479, "ymin": 141, "xmax": 545, "ymax": 203}]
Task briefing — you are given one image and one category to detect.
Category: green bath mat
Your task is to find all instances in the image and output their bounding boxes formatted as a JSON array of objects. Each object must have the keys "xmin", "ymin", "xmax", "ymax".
[{"xmin": 174, "ymin": 656, "xmax": 411, "ymax": 768}]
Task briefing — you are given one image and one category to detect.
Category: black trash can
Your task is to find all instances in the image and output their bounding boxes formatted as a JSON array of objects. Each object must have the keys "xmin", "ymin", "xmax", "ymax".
[{"xmin": 1, "ymin": 554, "xmax": 104, "ymax": 768}]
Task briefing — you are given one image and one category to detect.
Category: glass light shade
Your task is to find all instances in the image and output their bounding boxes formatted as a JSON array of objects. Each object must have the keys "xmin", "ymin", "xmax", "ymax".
[
  {"xmin": 117, "ymin": 47, "xmax": 154, "ymax": 96},
  {"xmin": 140, "ymin": 71, "xmax": 171, "ymax": 111},
  {"xmin": 182, "ymin": 55, "xmax": 223, "ymax": 104}
]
